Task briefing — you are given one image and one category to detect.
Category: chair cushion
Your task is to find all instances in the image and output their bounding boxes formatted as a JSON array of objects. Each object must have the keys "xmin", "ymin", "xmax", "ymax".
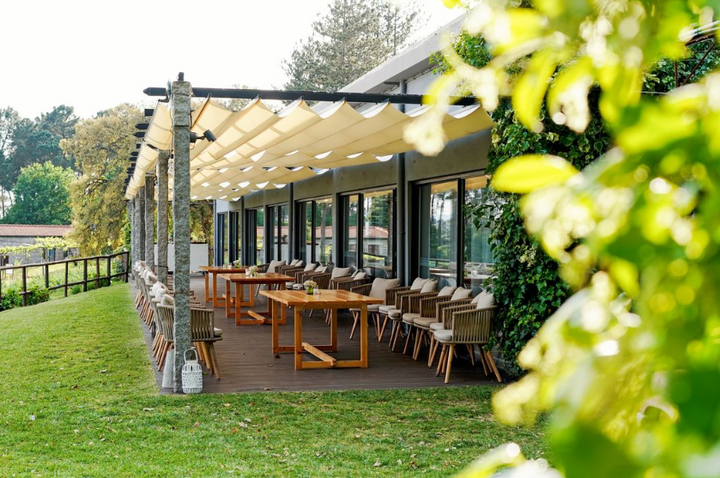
[
  {"xmin": 331, "ymin": 266, "xmax": 352, "ymax": 279},
  {"xmin": 304, "ymin": 263, "xmax": 317, "ymax": 272},
  {"xmin": 161, "ymin": 295, "xmax": 175, "ymax": 306},
  {"xmin": 378, "ymin": 305, "xmax": 395, "ymax": 314},
  {"xmin": 438, "ymin": 285, "xmax": 456, "ymax": 297},
  {"xmin": 367, "ymin": 304, "xmax": 380, "ymax": 312},
  {"xmin": 388, "ymin": 309, "xmax": 402, "ymax": 319},
  {"xmin": 451, "ymin": 287, "xmax": 473, "ymax": 301},
  {"xmin": 292, "ymin": 284, "xmax": 304, "ymax": 290},
  {"xmin": 267, "ymin": 260, "xmax": 286, "ymax": 273},
  {"xmin": 430, "ymin": 322, "xmax": 445, "ymax": 331},
  {"xmin": 214, "ymin": 327, "xmax": 223, "ymax": 337},
  {"xmin": 354, "ymin": 271, "xmax": 367, "ymax": 280},
  {"xmin": 474, "ymin": 290, "xmax": 495, "ymax": 308},
  {"xmin": 410, "ymin": 277, "xmax": 428, "ymax": 290},
  {"xmin": 420, "ymin": 280, "xmax": 438, "ymax": 293},
  {"xmin": 402, "ymin": 312, "xmax": 420, "ymax": 324},
  {"xmin": 414, "ymin": 317, "xmax": 438, "ymax": 328},
  {"xmin": 433, "ymin": 329, "xmax": 453, "ymax": 342},
  {"xmin": 369, "ymin": 278, "xmax": 400, "ymax": 300},
  {"xmin": 290, "ymin": 259, "xmax": 300, "ymax": 266},
  {"xmin": 315, "ymin": 265, "xmax": 328, "ymax": 273}
]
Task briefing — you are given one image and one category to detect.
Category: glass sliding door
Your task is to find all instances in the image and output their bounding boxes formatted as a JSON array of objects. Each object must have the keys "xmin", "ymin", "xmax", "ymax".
[
  {"xmin": 362, "ymin": 190, "xmax": 394, "ymax": 278},
  {"xmin": 314, "ymin": 198, "xmax": 332, "ymax": 265},
  {"xmin": 418, "ymin": 181, "xmax": 459, "ymax": 287},
  {"xmin": 297, "ymin": 202, "xmax": 311, "ymax": 263},
  {"xmin": 255, "ymin": 208, "xmax": 265, "ymax": 265},
  {"xmin": 279, "ymin": 204, "xmax": 289, "ymax": 262},
  {"xmin": 464, "ymin": 176, "xmax": 495, "ymax": 292},
  {"xmin": 343, "ymin": 195, "xmax": 359, "ymax": 268},
  {"xmin": 222, "ymin": 213, "xmax": 230, "ymax": 265}
]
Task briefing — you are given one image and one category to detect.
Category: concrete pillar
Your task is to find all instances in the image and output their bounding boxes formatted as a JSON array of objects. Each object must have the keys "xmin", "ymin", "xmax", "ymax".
[
  {"xmin": 128, "ymin": 200, "xmax": 135, "ymax": 267},
  {"xmin": 397, "ymin": 79, "xmax": 408, "ymax": 284},
  {"xmin": 144, "ymin": 172, "xmax": 156, "ymax": 271},
  {"xmin": 136, "ymin": 187, "xmax": 146, "ymax": 262},
  {"xmin": 157, "ymin": 151, "xmax": 170, "ymax": 284},
  {"xmin": 171, "ymin": 76, "xmax": 192, "ymax": 393}
]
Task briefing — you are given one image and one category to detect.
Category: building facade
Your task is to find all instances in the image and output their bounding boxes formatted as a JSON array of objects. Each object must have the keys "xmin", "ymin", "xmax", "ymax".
[{"xmin": 0, "ymin": 224, "xmax": 75, "ymax": 265}]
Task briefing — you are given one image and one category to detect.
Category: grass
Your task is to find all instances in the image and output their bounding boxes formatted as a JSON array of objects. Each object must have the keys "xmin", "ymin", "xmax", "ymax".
[{"xmin": 0, "ymin": 285, "xmax": 548, "ymax": 477}]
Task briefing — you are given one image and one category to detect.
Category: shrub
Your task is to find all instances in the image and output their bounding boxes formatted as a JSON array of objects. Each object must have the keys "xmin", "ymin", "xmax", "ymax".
[
  {"xmin": 25, "ymin": 287, "xmax": 50, "ymax": 306},
  {"xmin": 70, "ymin": 285, "xmax": 82, "ymax": 295},
  {"xmin": 0, "ymin": 290, "xmax": 22, "ymax": 311}
]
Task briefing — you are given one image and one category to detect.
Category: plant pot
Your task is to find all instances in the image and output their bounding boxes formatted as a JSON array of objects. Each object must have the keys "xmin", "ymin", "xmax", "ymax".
[{"xmin": 306, "ymin": 287, "xmax": 314, "ymax": 295}]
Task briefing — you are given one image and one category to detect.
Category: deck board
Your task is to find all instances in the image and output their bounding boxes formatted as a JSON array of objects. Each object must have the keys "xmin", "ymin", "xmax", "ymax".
[{"xmin": 139, "ymin": 275, "xmax": 497, "ymax": 394}]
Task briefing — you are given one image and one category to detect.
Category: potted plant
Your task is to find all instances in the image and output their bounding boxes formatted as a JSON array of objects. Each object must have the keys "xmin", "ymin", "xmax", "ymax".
[
  {"xmin": 303, "ymin": 280, "xmax": 318, "ymax": 295},
  {"xmin": 232, "ymin": 259, "xmax": 243, "ymax": 269},
  {"xmin": 247, "ymin": 265, "xmax": 259, "ymax": 277}
]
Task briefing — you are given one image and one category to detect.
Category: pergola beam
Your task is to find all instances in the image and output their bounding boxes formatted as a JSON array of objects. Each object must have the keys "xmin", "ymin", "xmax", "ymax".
[{"xmin": 143, "ymin": 86, "xmax": 479, "ymax": 106}]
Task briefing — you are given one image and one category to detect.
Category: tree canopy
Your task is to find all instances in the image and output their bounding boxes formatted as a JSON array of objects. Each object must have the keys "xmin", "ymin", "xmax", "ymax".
[
  {"xmin": 283, "ymin": 0, "xmax": 424, "ymax": 92},
  {"xmin": 1, "ymin": 162, "xmax": 74, "ymax": 225},
  {"xmin": 60, "ymin": 104, "xmax": 141, "ymax": 255}
]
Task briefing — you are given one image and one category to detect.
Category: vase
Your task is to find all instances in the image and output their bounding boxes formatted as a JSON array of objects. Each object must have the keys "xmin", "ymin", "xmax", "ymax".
[{"xmin": 306, "ymin": 287, "xmax": 314, "ymax": 295}]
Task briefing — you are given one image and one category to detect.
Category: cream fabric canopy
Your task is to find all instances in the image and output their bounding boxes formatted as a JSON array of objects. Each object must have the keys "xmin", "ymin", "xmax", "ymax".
[{"xmin": 125, "ymin": 97, "xmax": 493, "ymax": 200}]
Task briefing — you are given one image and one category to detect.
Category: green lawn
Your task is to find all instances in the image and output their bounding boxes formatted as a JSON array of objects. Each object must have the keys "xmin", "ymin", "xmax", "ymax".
[{"xmin": 0, "ymin": 285, "xmax": 547, "ymax": 477}]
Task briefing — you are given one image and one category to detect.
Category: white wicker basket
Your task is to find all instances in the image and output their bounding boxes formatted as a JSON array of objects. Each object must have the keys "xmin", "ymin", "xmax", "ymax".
[{"xmin": 181, "ymin": 347, "xmax": 203, "ymax": 394}]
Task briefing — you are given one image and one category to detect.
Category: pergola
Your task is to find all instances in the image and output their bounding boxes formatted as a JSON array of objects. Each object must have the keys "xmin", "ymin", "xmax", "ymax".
[{"xmin": 126, "ymin": 73, "xmax": 492, "ymax": 391}]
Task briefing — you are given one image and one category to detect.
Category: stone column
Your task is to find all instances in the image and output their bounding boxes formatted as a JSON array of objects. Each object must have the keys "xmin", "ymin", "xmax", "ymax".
[
  {"xmin": 171, "ymin": 77, "xmax": 192, "ymax": 392},
  {"xmin": 144, "ymin": 172, "xmax": 156, "ymax": 271},
  {"xmin": 136, "ymin": 187, "xmax": 146, "ymax": 262},
  {"xmin": 157, "ymin": 151, "xmax": 170, "ymax": 284}
]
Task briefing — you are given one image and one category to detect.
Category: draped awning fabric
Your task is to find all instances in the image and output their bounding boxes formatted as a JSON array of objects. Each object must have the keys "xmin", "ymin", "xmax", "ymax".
[{"xmin": 125, "ymin": 97, "xmax": 493, "ymax": 200}]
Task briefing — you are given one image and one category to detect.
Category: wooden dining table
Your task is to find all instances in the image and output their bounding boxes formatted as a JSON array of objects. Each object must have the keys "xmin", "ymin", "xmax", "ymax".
[
  {"xmin": 261, "ymin": 289, "xmax": 383, "ymax": 370},
  {"xmin": 200, "ymin": 265, "xmax": 246, "ymax": 308},
  {"xmin": 219, "ymin": 272, "xmax": 294, "ymax": 326}
]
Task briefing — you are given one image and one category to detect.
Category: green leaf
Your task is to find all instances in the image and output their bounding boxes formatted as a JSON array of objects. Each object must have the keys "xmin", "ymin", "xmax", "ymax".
[
  {"xmin": 442, "ymin": 0, "xmax": 461, "ymax": 7},
  {"xmin": 492, "ymin": 155, "xmax": 579, "ymax": 194},
  {"xmin": 513, "ymin": 48, "xmax": 558, "ymax": 132},
  {"xmin": 608, "ymin": 259, "xmax": 639, "ymax": 297}
]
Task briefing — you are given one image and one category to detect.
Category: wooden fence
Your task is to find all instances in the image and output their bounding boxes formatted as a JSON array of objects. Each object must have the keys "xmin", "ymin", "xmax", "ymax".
[{"xmin": 0, "ymin": 251, "xmax": 130, "ymax": 306}]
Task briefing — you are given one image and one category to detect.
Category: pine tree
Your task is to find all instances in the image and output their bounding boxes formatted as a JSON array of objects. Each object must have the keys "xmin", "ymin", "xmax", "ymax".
[{"xmin": 283, "ymin": 0, "xmax": 424, "ymax": 92}]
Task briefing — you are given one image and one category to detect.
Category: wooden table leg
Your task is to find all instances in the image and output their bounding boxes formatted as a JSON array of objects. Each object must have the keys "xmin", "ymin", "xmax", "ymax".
[
  {"xmin": 294, "ymin": 307, "xmax": 303, "ymax": 370},
  {"xmin": 225, "ymin": 279, "xmax": 231, "ymax": 318},
  {"xmin": 204, "ymin": 272, "xmax": 210, "ymax": 303},
  {"xmin": 330, "ymin": 308, "xmax": 338, "ymax": 352},
  {"xmin": 213, "ymin": 273, "xmax": 219, "ymax": 308},
  {"xmin": 235, "ymin": 281, "xmax": 242, "ymax": 326},
  {"xmin": 360, "ymin": 304, "xmax": 368, "ymax": 368},
  {"xmin": 272, "ymin": 298, "xmax": 279, "ymax": 352}
]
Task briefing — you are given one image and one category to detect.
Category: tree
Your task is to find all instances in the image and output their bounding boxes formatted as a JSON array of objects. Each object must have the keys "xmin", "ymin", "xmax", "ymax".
[
  {"xmin": 411, "ymin": 1, "xmax": 720, "ymax": 477},
  {"xmin": 60, "ymin": 104, "xmax": 141, "ymax": 255},
  {"xmin": 283, "ymin": 0, "xmax": 424, "ymax": 92},
  {"xmin": 0, "ymin": 107, "xmax": 22, "ymax": 215},
  {"xmin": 1, "ymin": 162, "xmax": 74, "ymax": 225}
]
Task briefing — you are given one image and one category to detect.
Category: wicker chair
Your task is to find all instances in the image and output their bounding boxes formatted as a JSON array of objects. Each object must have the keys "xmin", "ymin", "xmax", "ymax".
[
  {"xmin": 388, "ymin": 289, "xmax": 437, "ymax": 351},
  {"xmin": 434, "ymin": 305, "xmax": 501, "ymax": 383},
  {"xmin": 156, "ymin": 303, "xmax": 223, "ymax": 379}
]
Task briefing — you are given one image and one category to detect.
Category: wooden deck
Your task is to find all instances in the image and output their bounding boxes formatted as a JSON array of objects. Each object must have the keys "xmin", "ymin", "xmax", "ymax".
[{"xmin": 140, "ymin": 275, "xmax": 497, "ymax": 393}]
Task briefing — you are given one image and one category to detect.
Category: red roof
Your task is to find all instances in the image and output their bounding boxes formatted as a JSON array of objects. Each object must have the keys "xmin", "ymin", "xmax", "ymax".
[{"xmin": 0, "ymin": 224, "xmax": 73, "ymax": 237}]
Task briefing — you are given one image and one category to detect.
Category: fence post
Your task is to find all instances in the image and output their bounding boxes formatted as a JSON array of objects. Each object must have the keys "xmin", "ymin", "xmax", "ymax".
[
  {"xmin": 107, "ymin": 256, "xmax": 111, "ymax": 285},
  {"xmin": 83, "ymin": 259, "xmax": 88, "ymax": 292},
  {"xmin": 64, "ymin": 261, "xmax": 69, "ymax": 297},
  {"xmin": 44, "ymin": 263, "xmax": 50, "ymax": 289},
  {"xmin": 95, "ymin": 258, "xmax": 100, "ymax": 289},
  {"xmin": 124, "ymin": 251, "xmax": 130, "ymax": 283},
  {"xmin": 21, "ymin": 267, "xmax": 27, "ymax": 306}
]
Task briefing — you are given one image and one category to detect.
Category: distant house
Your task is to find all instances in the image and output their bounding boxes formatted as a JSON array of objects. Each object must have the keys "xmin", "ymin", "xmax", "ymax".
[{"xmin": 0, "ymin": 224, "xmax": 75, "ymax": 265}]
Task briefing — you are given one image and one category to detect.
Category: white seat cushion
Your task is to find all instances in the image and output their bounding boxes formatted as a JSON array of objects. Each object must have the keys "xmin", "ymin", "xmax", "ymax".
[
  {"xmin": 214, "ymin": 327, "xmax": 223, "ymax": 337},
  {"xmin": 451, "ymin": 287, "xmax": 472, "ymax": 300},
  {"xmin": 388, "ymin": 309, "xmax": 402, "ymax": 319},
  {"xmin": 303, "ymin": 263, "xmax": 317, "ymax": 272},
  {"xmin": 378, "ymin": 305, "xmax": 395, "ymax": 314},
  {"xmin": 292, "ymin": 284, "xmax": 304, "ymax": 290},
  {"xmin": 438, "ymin": 285, "xmax": 456, "ymax": 297},
  {"xmin": 350, "ymin": 304, "xmax": 380, "ymax": 313},
  {"xmin": 354, "ymin": 271, "xmax": 367, "ymax": 280},
  {"xmin": 410, "ymin": 277, "xmax": 428, "ymax": 290},
  {"xmin": 420, "ymin": 280, "xmax": 438, "ymax": 293},
  {"xmin": 315, "ymin": 265, "xmax": 328, "ymax": 273},
  {"xmin": 161, "ymin": 295, "xmax": 175, "ymax": 306},
  {"xmin": 331, "ymin": 266, "xmax": 352, "ymax": 279},
  {"xmin": 369, "ymin": 278, "xmax": 400, "ymax": 300},
  {"xmin": 433, "ymin": 329, "xmax": 453, "ymax": 342},
  {"xmin": 402, "ymin": 312, "xmax": 420, "ymax": 324},
  {"xmin": 473, "ymin": 291, "xmax": 495, "ymax": 309},
  {"xmin": 414, "ymin": 317, "xmax": 438, "ymax": 328},
  {"xmin": 430, "ymin": 322, "xmax": 445, "ymax": 331},
  {"xmin": 267, "ymin": 260, "xmax": 286, "ymax": 273}
]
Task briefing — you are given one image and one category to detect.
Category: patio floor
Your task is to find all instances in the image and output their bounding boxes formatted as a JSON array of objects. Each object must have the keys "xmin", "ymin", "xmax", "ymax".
[{"xmin": 141, "ymin": 275, "xmax": 497, "ymax": 393}]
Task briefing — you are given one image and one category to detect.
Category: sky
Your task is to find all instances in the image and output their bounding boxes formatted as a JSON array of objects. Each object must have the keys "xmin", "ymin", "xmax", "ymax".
[{"xmin": 0, "ymin": 0, "xmax": 464, "ymax": 120}]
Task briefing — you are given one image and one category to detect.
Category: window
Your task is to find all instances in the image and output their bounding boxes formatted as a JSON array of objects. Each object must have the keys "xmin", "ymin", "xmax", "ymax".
[
  {"xmin": 314, "ymin": 198, "xmax": 332, "ymax": 264},
  {"xmin": 255, "ymin": 208, "xmax": 265, "ymax": 265},
  {"xmin": 223, "ymin": 213, "xmax": 230, "ymax": 265},
  {"xmin": 267, "ymin": 204, "xmax": 289, "ymax": 262},
  {"xmin": 418, "ymin": 181, "xmax": 459, "ymax": 288},
  {"xmin": 232, "ymin": 211, "xmax": 241, "ymax": 264},
  {"xmin": 362, "ymin": 190, "xmax": 394, "ymax": 278},
  {"xmin": 343, "ymin": 195, "xmax": 359, "ymax": 268},
  {"xmin": 464, "ymin": 176, "xmax": 494, "ymax": 292}
]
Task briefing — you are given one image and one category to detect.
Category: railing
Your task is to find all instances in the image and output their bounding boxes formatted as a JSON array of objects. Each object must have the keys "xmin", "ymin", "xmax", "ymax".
[{"xmin": 0, "ymin": 251, "xmax": 130, "ymax": 306}]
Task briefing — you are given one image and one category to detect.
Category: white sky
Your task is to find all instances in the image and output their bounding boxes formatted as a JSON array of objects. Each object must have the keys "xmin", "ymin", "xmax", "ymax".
[{"xmin": 0, "ymin": 0, "xmax": 463, "ymax": 119}]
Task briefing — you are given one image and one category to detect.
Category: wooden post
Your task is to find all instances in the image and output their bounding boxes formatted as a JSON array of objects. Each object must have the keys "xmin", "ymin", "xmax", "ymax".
[
  {"xmin": 44, "ymin": 263, "xmax": 50, "ymax": 289},
  {"xmin": 106, "ymin": 256, "xmax": 111, "ymax": 285},
  {"xmin": 95, "ymin": 257, "xmax": 100, "ymax": 288},
  {"xmin": 21, "ymin": 267, "xmax": 27, "ymax": 306},
  {"xmin": 144, "ymin": 171, "xmax": 156, "ymax": 272},
  {"xmin": 124, "ymin": 251, "xmax": 130, "ymax": 282},
  {"xmin": 157, "ymin": 150, "xmax": 170, "ymax": 284},
  {"xmin": 83, "ymin": 259, "xmax": 88, "ymax": 292},
  {"xmin": 171, "ymin": 75, "xmax": 193, "ymax": 393},
  {"xmin": 64, "ymin": 261, "xmax": 69, "ymax": 297}
]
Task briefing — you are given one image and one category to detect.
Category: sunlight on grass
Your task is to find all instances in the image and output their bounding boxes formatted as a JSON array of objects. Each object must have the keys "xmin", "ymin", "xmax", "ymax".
[{"xmin": 0, "ymin": 285, "xmax": 547, "ymax": 476}]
